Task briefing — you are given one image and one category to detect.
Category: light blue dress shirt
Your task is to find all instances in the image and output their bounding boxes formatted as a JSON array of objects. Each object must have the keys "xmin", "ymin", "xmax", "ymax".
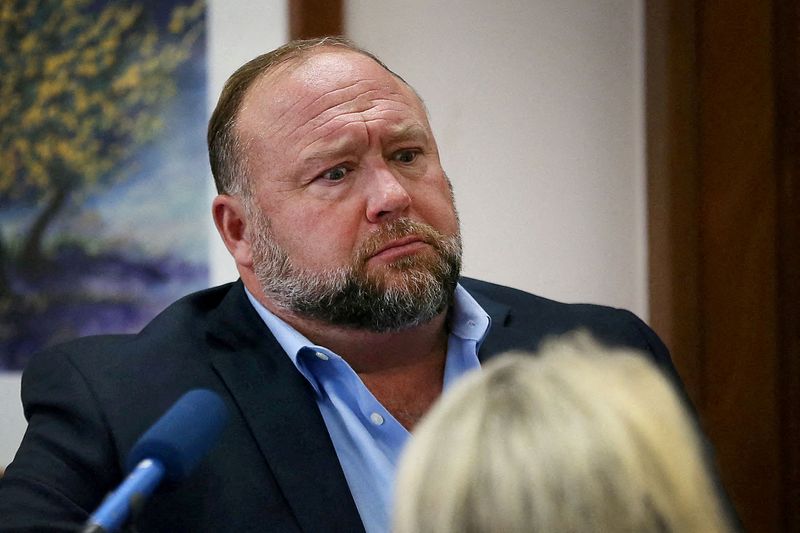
[{"xmin": 245, "ymin": 284, "xmax": 490, "ymax": 533}]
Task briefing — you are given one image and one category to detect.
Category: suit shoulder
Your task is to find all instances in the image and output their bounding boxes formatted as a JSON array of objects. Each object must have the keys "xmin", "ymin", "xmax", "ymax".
[
  {"xmin": 460, "ymin": 276, "xmax": 618, "ymax": 317},
  {"xmin": 460, "ymin": 277, "xmax": 670, "ymax": 362}
]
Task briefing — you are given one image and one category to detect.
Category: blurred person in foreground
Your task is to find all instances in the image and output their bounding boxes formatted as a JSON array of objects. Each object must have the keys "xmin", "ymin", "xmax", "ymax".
[
  {"xmin": 393, "ymin": 333, "xmax": 734, "ymax": 533},
  {"xmin": 0, "ymin": 37, "xmax": 724, "ymax": 532}
]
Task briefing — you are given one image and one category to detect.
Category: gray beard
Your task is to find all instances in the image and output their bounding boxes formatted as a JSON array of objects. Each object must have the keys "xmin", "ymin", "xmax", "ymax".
[{"xmin": 250, "ymin": 213, "xmax": 462, "ymax": 332}]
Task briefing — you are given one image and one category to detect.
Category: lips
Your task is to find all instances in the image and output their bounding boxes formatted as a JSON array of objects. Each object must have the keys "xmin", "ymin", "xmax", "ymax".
[{"xmin": 370, "ymin": 235, "xmax": 429, "ymax": 261}]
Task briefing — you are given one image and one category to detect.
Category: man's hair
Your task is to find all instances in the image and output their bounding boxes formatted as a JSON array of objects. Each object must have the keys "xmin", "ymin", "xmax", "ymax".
[
  {"xmin": 393, "ymin": 332, "xmax": 733, "ymax": 533},
  {"xmin": 207, "ymin": 36, "xmax": 405, "ymax": 197}
]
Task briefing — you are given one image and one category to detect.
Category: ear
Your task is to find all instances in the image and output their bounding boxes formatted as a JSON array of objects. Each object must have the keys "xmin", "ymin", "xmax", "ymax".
[{"xmin": 212, "ymin": 194, "xmax": 254, "ymax": 269}]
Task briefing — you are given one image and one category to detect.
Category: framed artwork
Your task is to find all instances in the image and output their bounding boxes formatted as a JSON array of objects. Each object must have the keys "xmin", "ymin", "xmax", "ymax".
[{"xmin": 0, "ymin": 0, "xmax": 209, "ymax": 370}]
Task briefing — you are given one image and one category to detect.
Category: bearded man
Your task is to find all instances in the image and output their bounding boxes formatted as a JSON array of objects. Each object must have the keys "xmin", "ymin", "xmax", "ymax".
[{"xmin": 0, "ymin": 38, "xmax": 684, "ymax": 532}]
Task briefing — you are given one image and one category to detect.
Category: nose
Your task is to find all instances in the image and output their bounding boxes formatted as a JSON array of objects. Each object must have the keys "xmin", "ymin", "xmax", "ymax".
[{"xmin": 365, "ymin": 165, "xmax": 412, "ymax": 223}]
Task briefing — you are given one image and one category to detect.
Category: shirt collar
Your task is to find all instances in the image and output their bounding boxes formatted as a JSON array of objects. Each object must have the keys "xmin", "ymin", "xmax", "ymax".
[
  {"xmin": 448, "ymin": 283, "xmax": 491, "ymax": 346},
  {"xmin": 244, "ymin": 288, "xmax": 322, "ymax": 388}
]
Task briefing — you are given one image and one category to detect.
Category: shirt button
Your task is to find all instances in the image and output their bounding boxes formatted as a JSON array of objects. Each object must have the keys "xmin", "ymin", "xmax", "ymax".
[
  {"xmin": 314, "ymin": 351, "xmax": 329, "ymax": 361},
  {"xmin": 369, "ymin": 412, "xmax": 385, "ymax": 426}
]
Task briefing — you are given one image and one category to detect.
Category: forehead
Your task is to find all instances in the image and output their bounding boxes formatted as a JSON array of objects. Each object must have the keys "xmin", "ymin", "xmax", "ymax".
[{"xmin": 236, "ymin": 49, "xmax": 429, "ymax": 147}]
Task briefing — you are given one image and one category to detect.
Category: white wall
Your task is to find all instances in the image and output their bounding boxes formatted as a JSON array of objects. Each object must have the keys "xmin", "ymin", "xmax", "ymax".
[
  {"xmin": 0, "ymin": 374, "xmax": 24, "ymax": 467},
  {"xmin": 2, "ymin": 0, "xmax": 647, "ymax": 467},
  {"xmin": 346, "ymin": 0, "xmax": 648, "ymax": 314},
  {"xmin": 207, "ymin": 2, "xmax": 288, "ymax": 284}
]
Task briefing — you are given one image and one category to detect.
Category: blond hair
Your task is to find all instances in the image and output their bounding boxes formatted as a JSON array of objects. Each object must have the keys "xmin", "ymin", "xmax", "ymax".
[{"xmin": 393, "ymin": 333, "xmax": 732, "ymax": 533}]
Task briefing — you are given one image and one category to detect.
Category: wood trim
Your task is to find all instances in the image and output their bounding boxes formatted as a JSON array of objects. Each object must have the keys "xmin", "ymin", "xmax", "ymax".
[
  {"xmin": 774, "ymin": 1, "xmax": 800, "ymax": 530},
  {"xmin": 646, "ymin": 1, "xmax": 795, "ymax": 531},
  {"xmin": 696, "ymin": 3, "xmax": 780, "ymax": 530},
  {"xmin": 645, "ymin": 0, "xmax": 704, "ymax": 407},
  {"xmin": 289, "ymin": 0, "xmax": 343, "ymax": 40}
]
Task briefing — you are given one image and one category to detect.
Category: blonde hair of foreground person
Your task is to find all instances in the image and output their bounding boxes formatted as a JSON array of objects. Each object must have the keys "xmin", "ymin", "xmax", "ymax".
[{"xmin": 393, "ymin": 333, "xmax": 732, "ymax": 533}]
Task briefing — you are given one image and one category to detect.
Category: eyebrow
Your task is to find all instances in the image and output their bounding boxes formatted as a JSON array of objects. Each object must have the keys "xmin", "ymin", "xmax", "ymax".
[
  {"xmin": 301, "ymin": 138, "xmax": 359, "ymax": 167},
  {"xmin": 386, "ymin": 123, "xmax": 430, "ymax": 144},
  {"xmin": 301, "ymin": 122, "xmax": 430, "ymax": 167}
]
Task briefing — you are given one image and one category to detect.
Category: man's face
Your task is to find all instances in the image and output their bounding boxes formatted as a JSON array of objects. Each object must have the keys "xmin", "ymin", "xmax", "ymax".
[{"xmin": 236, "ymin": 49, "xmax": 462, "ymax": 330}]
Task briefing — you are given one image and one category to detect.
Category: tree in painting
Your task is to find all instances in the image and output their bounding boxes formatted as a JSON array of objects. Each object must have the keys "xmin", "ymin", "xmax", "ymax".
[{"xmin": 0, "ymin": 0, "xmax": 207, "ymax": 368}]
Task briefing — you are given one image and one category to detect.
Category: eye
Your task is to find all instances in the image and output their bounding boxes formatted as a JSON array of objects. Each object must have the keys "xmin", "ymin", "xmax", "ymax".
[
  {"xmin": 318, "ymin": 165, "xmax": 349, "ymax": 182},
  {"xmin": 392, "ymin": 149, "xmax": 419, "ymax": 164}
]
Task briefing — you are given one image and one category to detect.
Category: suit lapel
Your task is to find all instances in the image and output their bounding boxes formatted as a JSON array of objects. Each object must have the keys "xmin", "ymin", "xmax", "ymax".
[
  {"xmin": 207, "ymin": 282, "xmax": 365, "ymax": 533},
  {"xmin": 468, "ymin": 283, "xmax": 546, "ymax": 362}
]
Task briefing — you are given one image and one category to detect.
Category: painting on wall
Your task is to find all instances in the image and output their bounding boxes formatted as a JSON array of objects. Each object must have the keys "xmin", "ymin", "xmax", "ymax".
[{"xmin": 0, "ymin": 0, "xmax": 209, "ymax": 370}]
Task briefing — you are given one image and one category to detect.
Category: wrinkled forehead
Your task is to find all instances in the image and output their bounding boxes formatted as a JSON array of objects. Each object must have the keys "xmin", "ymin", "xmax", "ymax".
[{"xmin": 236, "ymin": 49, "xmax": 429, "ymax": 138}]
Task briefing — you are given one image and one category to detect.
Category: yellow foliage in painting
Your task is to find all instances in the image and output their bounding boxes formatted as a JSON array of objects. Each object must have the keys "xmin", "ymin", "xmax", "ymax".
[
  {"xmin": 112, "ymin": 64, "xmax": 142, "ymax": 93},
  {"xmin": 76, "ymin": 61, "xmax": 98, "ymax": 77},
  {"xmin": 20, "ymin": 33, "xmax": 37, "ymax": 53},
  {"xmin": 169, "ymin": 1, "xmax": 203, "ymax": 34},
  {"xmin": 23, "ymin": 106, "xmax": 44, "ymax": 127},
  {"xmin": 0, "ymin": 0, "xmax": 205, "ymax": 208}
]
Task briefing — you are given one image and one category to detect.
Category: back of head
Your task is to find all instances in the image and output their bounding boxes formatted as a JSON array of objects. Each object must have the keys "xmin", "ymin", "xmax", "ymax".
[{"xmin": 393, "ymin": 333, "xmax": 732, "ymax": 533}]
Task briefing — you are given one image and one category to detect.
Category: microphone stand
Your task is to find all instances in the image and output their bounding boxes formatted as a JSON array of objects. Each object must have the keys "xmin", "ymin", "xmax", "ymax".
[{"xmin": 79, "ymin": 459, "xmax": 164, "ymax": 533}]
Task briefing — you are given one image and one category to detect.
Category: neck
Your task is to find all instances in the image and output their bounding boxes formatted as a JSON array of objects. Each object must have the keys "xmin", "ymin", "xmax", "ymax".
[{"xmin": 284, "ymin": 311, "xmax": 449, "ymax": 430}]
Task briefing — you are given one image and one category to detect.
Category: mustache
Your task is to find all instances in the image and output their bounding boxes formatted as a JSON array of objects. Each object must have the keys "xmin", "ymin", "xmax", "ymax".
[{"xmin": 356, "ymin": 218, "xmax": 451, "ymax": 263}]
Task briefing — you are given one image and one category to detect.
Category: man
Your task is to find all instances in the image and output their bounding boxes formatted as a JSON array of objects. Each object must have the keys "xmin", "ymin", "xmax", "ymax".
[{"xmin": 0, "ymin": 37, "xmax": 681, "ymax": 532}]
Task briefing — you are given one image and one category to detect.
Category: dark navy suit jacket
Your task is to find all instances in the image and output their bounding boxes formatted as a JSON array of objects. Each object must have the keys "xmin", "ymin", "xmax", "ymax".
[{"xmin": 0, "ymin": 278, "xmax": 679, "ymax": 532}]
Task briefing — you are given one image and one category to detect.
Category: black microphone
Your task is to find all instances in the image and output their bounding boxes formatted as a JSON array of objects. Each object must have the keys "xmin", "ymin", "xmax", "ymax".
[{"xmin": 81, "ymin": 389, "xmax": 230, "ymax": 533}]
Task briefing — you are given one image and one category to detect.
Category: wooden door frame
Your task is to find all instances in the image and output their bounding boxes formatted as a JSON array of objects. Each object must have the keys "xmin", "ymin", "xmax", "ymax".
[
  {"xmin": 646, "ymin": 1, "xmax": 798, "ymax": 531},
  {"xmin": 288, "ymin": 0, "xmax": 343, "ymax": 40}
]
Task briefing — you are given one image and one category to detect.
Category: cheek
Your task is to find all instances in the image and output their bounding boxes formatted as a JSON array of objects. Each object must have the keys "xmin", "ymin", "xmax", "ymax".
[
  {"xmin": 270, "ymin": 201, "xmax": 365, "ymax": 265},
  {"xmin": 413, "ymin": 177, "xmax": 459, "ymax": 233}
]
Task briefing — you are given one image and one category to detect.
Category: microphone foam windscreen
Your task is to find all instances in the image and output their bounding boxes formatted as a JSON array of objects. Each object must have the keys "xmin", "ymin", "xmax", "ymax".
[{"xmin": 125, "ymin": 389, "xmax": 229, "ymax": 484}]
